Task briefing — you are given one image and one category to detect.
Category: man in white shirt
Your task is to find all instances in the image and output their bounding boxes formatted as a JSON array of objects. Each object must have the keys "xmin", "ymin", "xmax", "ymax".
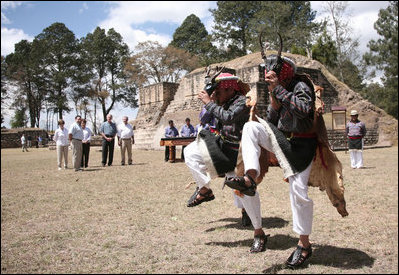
[
  {"xmin": 21, "ymin": 133, "xmax": 28, "ymax": 152},
  {"xmin": 68, "ymin": 115, "xmax": 84, "ymax": 171},
  {"xmin": 117, "ymin": 116, "xmax": 135, "ymax": 165},
  {"xmin": 53, "ymin": 119, "xmax": 69, "ymax": 170}
]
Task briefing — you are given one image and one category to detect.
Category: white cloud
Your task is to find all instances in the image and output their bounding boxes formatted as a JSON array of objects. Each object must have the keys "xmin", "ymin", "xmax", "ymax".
[
  {"xmin": 79, "ymin": 2, "xmax": 89, "ymax": 14},
  {"xmin": 1, "ymin": 1, "xmax": 24, "ymax": 24},
  {"xmin": 1, "ymin": 27, "xmax": 34, "ymax": 56},
  {"xmin": 311, "ymin": 1, "xmax": 390, "ymax": 55},
  {"xmin": 98, "ymin": 1, "xmax": 215, "ymax": 50},
  {"xmin": 1, "ymin": 1, "xmax": 24, "ymax": 10}
]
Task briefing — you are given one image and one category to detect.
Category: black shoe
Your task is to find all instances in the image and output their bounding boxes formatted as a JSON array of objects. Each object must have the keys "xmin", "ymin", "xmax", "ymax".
[
  {"xmin": 250, "ymin": 234, "xmax": 269, "ymax": 253},
  {"xmin": 286, "ymin": 245, "xmax": 312, "ymax": 269},
  {"xmin": 225, "ymin": 174, "xmax": 257, "ymax": 196},
  {"xmin": 187, "ymin": 186, "xmax": 199, "ymax": 205},
  {"xmin": 187, "ymin": 188, "xmax": 215, "ymax": 207},
  {"xmin": 241, "ymin": 210, "xmax": 252, "ymax": 227}
]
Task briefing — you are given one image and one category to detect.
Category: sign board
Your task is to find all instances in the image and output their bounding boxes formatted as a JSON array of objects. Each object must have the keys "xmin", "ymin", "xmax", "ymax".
[{"xmin": 331, "ymin": 106, "xmax": 347, "ymax": 130}]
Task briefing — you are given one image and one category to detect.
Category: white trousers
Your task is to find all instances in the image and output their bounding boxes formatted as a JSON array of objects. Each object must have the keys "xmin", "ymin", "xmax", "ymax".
[
  {"xmin": 350, "ymin": 150, "xmax": 363, "ymax": 168},
  {"xmin": 56, "ymin": 145, "xmax": 69, "ymax": 168},
  {"xmin": 241, "ymin": 121, "xmax": 314, "ymax": 235},
  {"xmin": 184, "ymin": 141, "xmax": 263, "ymax": 230}
]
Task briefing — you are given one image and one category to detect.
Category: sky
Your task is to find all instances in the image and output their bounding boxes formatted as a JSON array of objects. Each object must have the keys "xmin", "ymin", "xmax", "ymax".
[{"xmin": 1, "ymin": 1, "xmax": 390, "ymax": 129}]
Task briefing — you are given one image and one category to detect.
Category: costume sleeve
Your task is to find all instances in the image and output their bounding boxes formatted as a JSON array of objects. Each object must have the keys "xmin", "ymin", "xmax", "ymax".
[
  {"xmin": 272, "ymin": 82, "xmax": 313, "ymax": 119},
  {"xmin": 266, "ymin": 105, "xmax": 279, "ymax": 125},
  {"xmin": 205, "ymin": 97, "xmax": 247, "ymax": 124}
]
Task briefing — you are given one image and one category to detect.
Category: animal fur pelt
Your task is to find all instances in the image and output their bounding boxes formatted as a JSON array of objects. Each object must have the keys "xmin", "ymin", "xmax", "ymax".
[{"xmin": 235, "ymin": 77, "xmax": 348, "ymax": 217}]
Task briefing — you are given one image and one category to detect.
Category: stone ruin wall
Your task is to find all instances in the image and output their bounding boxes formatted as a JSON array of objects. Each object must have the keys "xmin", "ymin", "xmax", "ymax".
[
  {"xmin": 1, "ymin": 128, "xmax": 49, "ymax": 148},
  {"xmin": 132, "ymin": 52, "xmax": 397, "ymax": 150}
]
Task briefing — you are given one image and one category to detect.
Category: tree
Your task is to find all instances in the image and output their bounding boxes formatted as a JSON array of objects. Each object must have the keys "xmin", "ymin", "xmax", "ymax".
[
  {"xmin": 322, "ymin": 1, "xmax": 360, "ymax": 81},
  {"xmin": 81, "ymin": 27, "xmax": 137, "ymax": 122},
  {"xmin": 311, "ymin": 23, "xmax": 338, "ymax": 68},
  {"xmin": 169, "ymin": 14, "xmax": 218, "ymax": 66},
  {"xmin": 210, "ymin": 1, "xmax": 320, "ymax": 60},
  {"xmin": 34, "ymin": 22, "xmax": 79, "ymax": 120},
  {"xmin": 210, "ymin": 1, "xmax": 261, "ymax": 60},
  {"xmin": 250, "ymin": 1, "xmax": 319, "ymax": 57},
  {"xmin": 10, "ymin": 94, "xmax": 28, "ymax": 128},
  {"xmin": 5, "ymin": 40, "xmax": 48, "ymax": 128},
  {"xmin": 1, "ymin": 56, "xmax": 8, "ymax": 125},
  {"xmin": 363, "ymin": 1, "xmax": 398, "ymax": 118},
  {"xmin": 125, "ymin": 41, "xmax": 199, "ymax": 87},
  {"xmin": 337, "ymin": 59, "xmax": 364, "ymax": 92}
]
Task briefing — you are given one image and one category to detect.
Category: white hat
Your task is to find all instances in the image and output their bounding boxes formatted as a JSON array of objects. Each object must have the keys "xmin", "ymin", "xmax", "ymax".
[{"xmin": 350, "ymin": 110, "xmax": 358, "ymax": 116}]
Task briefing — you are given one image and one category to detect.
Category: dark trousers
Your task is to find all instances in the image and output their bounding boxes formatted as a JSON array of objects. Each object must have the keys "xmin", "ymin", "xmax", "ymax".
[
  {"xmin": 81, "ymin": 142, "xmax": 90, "ymax": 167},
  {"xmin": 165, "ymin": 146, "xmax": 176, "ymax": 161},
  {"xmin": 102, "ymin": 138, "xmax": 115, "ymax": 165}
]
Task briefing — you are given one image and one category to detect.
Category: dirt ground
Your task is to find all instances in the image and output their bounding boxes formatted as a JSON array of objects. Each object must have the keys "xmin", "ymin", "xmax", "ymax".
[{"xmin": 1, "ymin": 145, "xmax": 398, "ymax": 274}]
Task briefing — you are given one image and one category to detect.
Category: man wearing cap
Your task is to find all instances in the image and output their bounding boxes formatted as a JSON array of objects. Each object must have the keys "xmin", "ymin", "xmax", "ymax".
[
  {"xmin": 346, "ymin": 110, "xmax": 366, "ymax": 169},
  {"xmin": 224, "ymin": 54, "xmax": 319, "ymax": 268},
  {"xmin": 184, "ymin": 71, "xmax": 270, "ymax": 253}
]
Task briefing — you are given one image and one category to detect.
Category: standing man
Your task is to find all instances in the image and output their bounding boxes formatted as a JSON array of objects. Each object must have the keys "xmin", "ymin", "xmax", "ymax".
[
  {"xmin": 100, "ymin": 114, "xmax": 117, "ymax": 167},
  {"xmin": 21, "ymin": 133, "xmax": 28, "ymax": 152},
  {"xmin": 81, "ymin": 119, "xmax": 93, "ymax": 168},
  {"xmin": 346, "ymin": 110, "xmax": 366, "ymax": 169},
  {"xmin": 180, "ymin": 117, "xmax": 195, "ymax": 160},
  {"xmin": 117, "ymin": 116, "xmax": 135, "ymax": 165},
  {"xmin": 27, "ymin": 135, "xmax": 32, "ymax": 148},
  {"xmin": 164, "ymin": 120, "xmax": 179, "ymax": 162},
  {"xmin": 68, "ymin": 115, "xmax": 84, "ymax": 172}
]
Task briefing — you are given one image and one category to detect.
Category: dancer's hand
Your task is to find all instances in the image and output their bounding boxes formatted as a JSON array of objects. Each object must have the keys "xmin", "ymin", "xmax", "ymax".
[
  {"xmin": 198, "ymin": 90, "xmax": 211, "ymax": 105},
  {"xmin": 269, "ymin": 92, "xmax": 281, "ymax": 111},
  {"xmin": 265, "ymin": 71, "xmax": 279, "ymax": 92}
]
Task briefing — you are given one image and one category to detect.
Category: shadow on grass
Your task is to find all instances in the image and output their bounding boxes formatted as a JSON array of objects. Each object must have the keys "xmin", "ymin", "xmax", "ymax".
[
  {"xmin": 262, "ymin": 244, "xmax": 375, "ymax": 273},
  {"xmin": 358, "ymin": 166, "xmax": 376, "ymax": 169},
  {"xmin": 82, "ymin": 168, "xmax": 103, "ymax": 172},
  {"xmin": 130, "ymin": 162, "xmax": 147, "ymax": 166},
  {"xmin": 118, "ymin": 162, "xmax": 148, "ymax": 166},
  {"xmin": 205, "ymin": 234, "xmax": 297, "ymax": 251},
  {"xmin": 206, "ymin": 216, "xmax": 289, "ymax": 232}
]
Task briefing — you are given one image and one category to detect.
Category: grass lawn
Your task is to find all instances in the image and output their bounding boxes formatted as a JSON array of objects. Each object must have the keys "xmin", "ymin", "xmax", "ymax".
[{"xmin": 1, "ymin": 146, "xmax": 398, "ymax": 273}]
